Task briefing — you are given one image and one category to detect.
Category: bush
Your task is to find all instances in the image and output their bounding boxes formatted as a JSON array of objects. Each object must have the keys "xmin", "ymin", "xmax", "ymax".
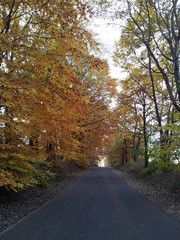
[
  {"xmin": 142, "ymin": 161, "xmax": 158, "ymax": 175},
  {"xmin": 157, "ymin": 160, "xmax": 175, "ymax": 173},
  {"xmin": 125, "ymin": 160, "xmax": 143, "ymax": 176}
]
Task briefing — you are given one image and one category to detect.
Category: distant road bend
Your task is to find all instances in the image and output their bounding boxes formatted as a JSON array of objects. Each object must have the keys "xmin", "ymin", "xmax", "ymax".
[{"xmin": 0, "ymin": 167, "xmax": 180, "ymax": 240}]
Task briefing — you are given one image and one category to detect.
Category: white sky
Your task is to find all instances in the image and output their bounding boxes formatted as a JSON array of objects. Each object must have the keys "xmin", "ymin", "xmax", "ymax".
[{"xmin": 90, "ymin": 17, "xmax": 124, "ymax": 81}]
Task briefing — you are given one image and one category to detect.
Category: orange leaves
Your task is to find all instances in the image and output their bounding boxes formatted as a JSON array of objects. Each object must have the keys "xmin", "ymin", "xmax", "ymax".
[
  {"xmin": 106, "ymin": 77, "xmax": 117, "ymax": 95},
  {"xmin": 0, "ymin": 0, "xmax": 118, "ymax": 190}
]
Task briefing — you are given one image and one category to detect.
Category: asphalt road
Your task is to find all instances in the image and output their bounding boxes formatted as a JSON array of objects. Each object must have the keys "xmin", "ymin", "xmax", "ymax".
[{"xmin": 0, "ymin": 167, "xmax": 180, "ymax": 240}]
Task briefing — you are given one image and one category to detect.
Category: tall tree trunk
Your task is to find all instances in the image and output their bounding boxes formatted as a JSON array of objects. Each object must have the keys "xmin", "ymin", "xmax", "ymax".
[
  {"xmin": 132, "ymin": 103, "xmax": 139, "ymax": 161},
  {"xmin": 142, "ymin": 97, "xmax": 148, "ymax": 167}
]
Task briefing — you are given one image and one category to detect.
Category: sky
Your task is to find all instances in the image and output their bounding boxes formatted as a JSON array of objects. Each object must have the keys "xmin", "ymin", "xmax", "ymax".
[
  {"xmin": 87, "ymin": 0, "xmax": 129, "ymax": 84},
  {"xmin": 89, "ymin": 14, "xmax": 123, "ymax": 166},
  {"xmin": 90, "ymin": 16, "xmax": 124, "ymax": 81}
]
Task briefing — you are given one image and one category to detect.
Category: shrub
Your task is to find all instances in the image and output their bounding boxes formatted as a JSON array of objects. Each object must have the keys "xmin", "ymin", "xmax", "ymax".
[{"xmin": 142, "ymin": 161, "xmax": 158, "ymax": 175}]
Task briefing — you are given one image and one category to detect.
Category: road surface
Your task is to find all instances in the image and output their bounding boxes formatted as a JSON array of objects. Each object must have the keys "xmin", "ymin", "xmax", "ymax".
[{"xmin": 0, "ymin": 167, "xmax": 180, "ymax": 240}]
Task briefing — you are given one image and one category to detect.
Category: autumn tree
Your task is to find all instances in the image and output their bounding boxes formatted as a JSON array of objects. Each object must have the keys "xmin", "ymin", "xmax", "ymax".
[
  {"xmin": 0, "ymin": 0, "xmax": 117, "ymax": 190},
  {"xmin": 118, "ymin": 0, "xmax": 180, "ymax": 111},
  {"xmin": 76, "ymin": 58, "xmax": 117, "ymax": 166}
]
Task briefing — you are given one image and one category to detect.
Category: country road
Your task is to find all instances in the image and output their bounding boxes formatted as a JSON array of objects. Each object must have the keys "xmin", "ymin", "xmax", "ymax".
[{"xmin": 0, "ymin": 167, "xmax": 180, "ymax": 240}]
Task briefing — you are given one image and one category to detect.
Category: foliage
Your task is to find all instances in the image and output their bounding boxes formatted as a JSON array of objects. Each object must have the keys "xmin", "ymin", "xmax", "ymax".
[
  {"xmin": 105, "ymin": 0, "xmax": 180, "ymax": 175},
  {"xmin": 0, "ymin": 1, "xmax": 117, "ymax": 191},
  {"xmin": 142, "ymin": 161, "xmax": 159, "ymax": 176}
]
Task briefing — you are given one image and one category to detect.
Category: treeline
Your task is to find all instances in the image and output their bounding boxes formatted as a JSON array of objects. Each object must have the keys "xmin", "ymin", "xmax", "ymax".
[
  {"xmin": 106, "ymin": 0, "xmax": 180, "ymax": 173},
  {"xmin": 0, "ymin": 0, "xmax": 116, "ymax": 190}
]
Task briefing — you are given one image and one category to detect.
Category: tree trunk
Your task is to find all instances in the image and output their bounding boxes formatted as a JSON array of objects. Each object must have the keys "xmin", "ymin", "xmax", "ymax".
[{"xmin": 142, "ymin": 97, "xmax": 149, "ymax": 168}]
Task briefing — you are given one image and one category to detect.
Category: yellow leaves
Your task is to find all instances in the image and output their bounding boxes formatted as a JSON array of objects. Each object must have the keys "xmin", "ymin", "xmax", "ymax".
[
  {"xmin": 0, "ymin": 0, "xmax": 118, "ymax": 190},
  {"xmin": 106, "ymin": 78, "xmax": 117, "ymax": 95},
  {"xmin": 0, "ymin": 170, "xmax": 22, "ymax": 191}
]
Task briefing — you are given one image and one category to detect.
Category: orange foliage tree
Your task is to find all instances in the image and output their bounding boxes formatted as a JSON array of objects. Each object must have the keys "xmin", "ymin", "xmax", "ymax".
[{"xmin": 0, "ymin": 0, "xmax": 117, "ymax": 190}]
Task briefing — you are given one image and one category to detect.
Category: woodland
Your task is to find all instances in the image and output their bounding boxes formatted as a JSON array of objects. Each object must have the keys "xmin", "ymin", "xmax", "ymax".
[{"xmin": 0, "ymin": 0, "xmax": 180, "ymax": 191}]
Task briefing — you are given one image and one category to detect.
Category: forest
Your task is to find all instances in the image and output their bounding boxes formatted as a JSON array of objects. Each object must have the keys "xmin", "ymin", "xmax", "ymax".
[
  {"xmin": 106, "ymin": 0, "xmax": 180, "ymax": 176},
  {"xmin": 0, "ymin": 0, "xmax": 180, "ymax": 191}
]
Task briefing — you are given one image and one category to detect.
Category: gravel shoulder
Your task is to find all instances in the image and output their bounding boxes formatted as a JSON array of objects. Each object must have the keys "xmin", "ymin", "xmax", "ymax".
[
  {"xmin": 0, "ymin": 168, "xmax": 88, "ymax": 233},
  {"xmin": 114, "ymin": 169, "xmax": 180, "ymax": 221}
]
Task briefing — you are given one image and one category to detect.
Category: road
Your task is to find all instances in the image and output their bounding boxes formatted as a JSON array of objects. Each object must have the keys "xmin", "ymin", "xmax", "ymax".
[{"xmin": 0, "ymin": 167, "xmax": 180, "ymax": 240}]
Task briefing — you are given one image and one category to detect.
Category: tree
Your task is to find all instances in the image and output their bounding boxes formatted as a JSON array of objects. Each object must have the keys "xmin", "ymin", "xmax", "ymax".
[
  {"xmin": 122, "ymin": 0, "xmax": 180, "ymax": 111},
  {"xmin": 0, "ymin": 0, "xmax": 117, "ymax": 190}
]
